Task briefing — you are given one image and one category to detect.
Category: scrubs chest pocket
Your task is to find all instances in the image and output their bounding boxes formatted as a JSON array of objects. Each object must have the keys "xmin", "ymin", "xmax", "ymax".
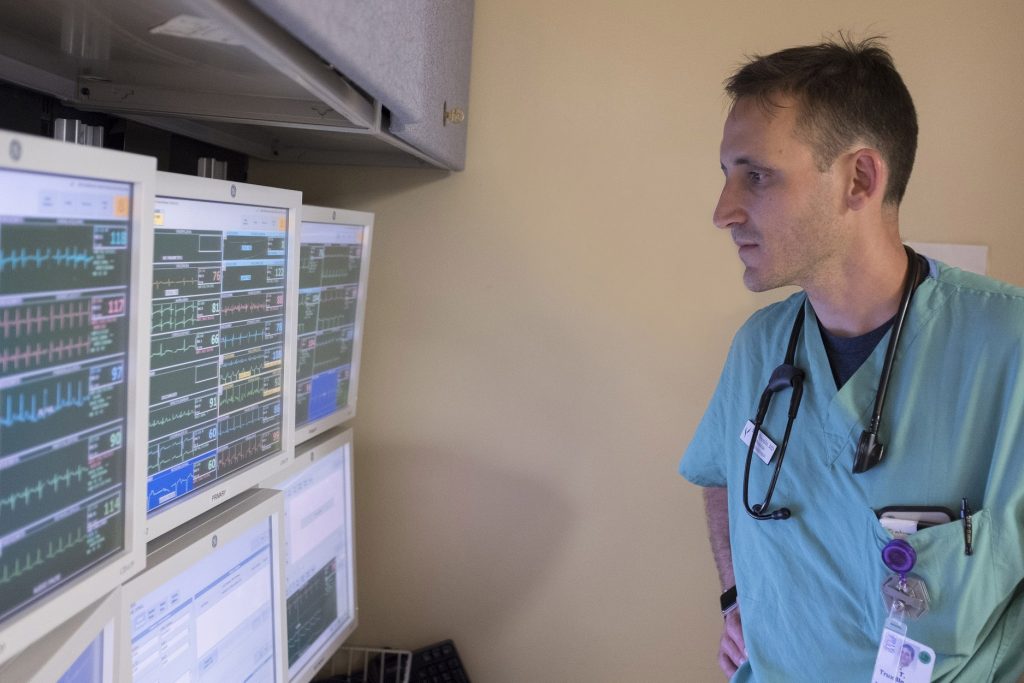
[{"xmin": 897, "ymin": 508, "xmax": 1010, "ymax": 659}]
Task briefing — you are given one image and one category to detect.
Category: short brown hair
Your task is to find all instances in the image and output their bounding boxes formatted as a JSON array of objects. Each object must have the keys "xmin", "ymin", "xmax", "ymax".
[{"xmin": 725, "ymin": 35, "xmax": 918, "ymax": 205}]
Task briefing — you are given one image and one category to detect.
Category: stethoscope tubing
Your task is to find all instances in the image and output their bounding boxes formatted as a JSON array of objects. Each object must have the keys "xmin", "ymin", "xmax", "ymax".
[{"xmin": 742, "ymin": 246, "xmax": 923, "ymax": 520}]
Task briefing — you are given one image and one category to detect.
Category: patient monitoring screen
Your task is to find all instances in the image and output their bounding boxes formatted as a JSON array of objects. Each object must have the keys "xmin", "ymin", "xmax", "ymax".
[
  {"xmin": 295, "ymin": 223, "xmax": 365, "ymax": 427},
  {"xmin": 147, "ymin": 198, "xmax": 288, "ymax": 513},
  {"xmin": 281, "ymin": 446, "xmax": 353, "ymax": 673},
  {"xmin": 129, "ymin": 519, "xmax": 277, "ymax": 682},
  {"xmin": 0, "ymin": 168, "xmax": 131, "ymax": 625},
  {"xmin": 57, "ymin": 622, "xmax": 114, "ymax": 683}
]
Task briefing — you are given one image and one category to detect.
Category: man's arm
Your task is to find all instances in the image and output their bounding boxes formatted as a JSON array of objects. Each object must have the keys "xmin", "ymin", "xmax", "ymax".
[{"xmin": 703, "ymin": 486, "xmax": 747, "ymax": 678}]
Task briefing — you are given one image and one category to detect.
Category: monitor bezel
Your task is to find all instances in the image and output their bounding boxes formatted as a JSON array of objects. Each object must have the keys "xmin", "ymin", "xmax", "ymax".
[
  {"xmin": 261, "ymin": 426, "xmax": 358, "ymax": 683},
  {"xmin": 146, "ymin": 172, "xmax": 301, "ymax": 540},
  {"xmin": 294, "ymin": 205, "xmax": 373, "ymax": 444},
  {"xmin": 0, "ymin": 588, "xmax": 120, "ymax": 683},
  {"xmin": 120, "ymin": 487, "xmax": 288, "ymax": 683},
  {"xmin": 0, "ymin": 129, "xmax": 152, "ymax": 666}
]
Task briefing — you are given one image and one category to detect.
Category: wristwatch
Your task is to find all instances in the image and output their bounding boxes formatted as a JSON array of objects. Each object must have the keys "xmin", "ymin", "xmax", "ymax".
[{"xmin": 720, "ymin": 585, "xmax": 738, "ymax": 617}]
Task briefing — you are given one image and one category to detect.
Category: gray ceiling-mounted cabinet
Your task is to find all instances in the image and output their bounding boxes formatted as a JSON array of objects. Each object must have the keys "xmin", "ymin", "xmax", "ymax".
[{"xmin": 0, "ymin": 0, "xmax": 474, "ymax": 169}]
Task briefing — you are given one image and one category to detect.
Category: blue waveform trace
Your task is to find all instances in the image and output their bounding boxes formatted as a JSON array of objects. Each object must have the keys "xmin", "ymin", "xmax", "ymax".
[
  {"xmin": 1, "ymin": 380, "xmax": 90, "ymax": 427},
  {"xmin": 0, "ymin": 246, "xmax": 94, "ymax": 272}
]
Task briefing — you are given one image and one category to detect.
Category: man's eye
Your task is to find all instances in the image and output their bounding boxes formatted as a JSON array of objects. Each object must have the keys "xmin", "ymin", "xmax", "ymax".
[{"xmin": 748, "ymin": 171, "xmax": 764, "ymax": 184}]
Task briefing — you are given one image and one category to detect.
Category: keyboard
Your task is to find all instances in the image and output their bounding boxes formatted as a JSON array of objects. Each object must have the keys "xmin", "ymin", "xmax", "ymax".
[{"xmin": 409, "ymin": 640, "xmax": 470, "ymax": 683}]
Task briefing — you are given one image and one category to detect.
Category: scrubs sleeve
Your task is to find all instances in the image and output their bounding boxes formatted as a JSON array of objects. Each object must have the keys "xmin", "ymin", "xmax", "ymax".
[{"xmin": 679, "ymin": 335, "xmax": 743, "ymax": 488}]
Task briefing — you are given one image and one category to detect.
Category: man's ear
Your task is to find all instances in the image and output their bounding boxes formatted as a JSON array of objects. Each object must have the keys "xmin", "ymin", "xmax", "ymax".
[{"xmin": 846, "ymin": 148, "xmax": 887, "ymax": 211}]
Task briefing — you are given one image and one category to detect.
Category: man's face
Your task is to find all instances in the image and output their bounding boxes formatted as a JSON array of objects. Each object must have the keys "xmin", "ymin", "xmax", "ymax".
[
  {"xmin": 900, "ymin": 644, "xmax": 914, "ymax": 667},
  {"xmin": 713, "ymin": 96, "xmax": 846, "ymax": 292}
]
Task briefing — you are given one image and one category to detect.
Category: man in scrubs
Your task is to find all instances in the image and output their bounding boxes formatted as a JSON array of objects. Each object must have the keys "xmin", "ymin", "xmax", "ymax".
[{"xmin": 680, "ymin": 36, "xmax": 1024, "ymax": 681}]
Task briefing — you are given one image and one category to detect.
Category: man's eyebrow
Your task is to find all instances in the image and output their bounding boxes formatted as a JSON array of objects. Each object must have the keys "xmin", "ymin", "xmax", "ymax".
[{"xmin": 721, "ymin": 157, "xmax": 766, "ymax": 170}]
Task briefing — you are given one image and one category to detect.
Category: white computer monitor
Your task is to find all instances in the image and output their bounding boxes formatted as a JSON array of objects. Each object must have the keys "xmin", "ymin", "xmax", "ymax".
[
  {"xmin": 0, "ymin": 588, "xmax": 119, "ymax": 683},
  {"xmin": 294, "ymin": 206, "xmax": 373, "ymax": 444},
  {"xmin": 0, "ymin": 129, "xmax": 151, "ymax": 665},
  {"xmin": 262, "ymin": 427, "xmax": 357, "ymax": 682},
  {"xmin": 146, "ymin": 172, "xmax": 301, "ymax": 539},
  {"xmin": 121, "ymin": 487, "xmax": 288, "ymax": 682}
]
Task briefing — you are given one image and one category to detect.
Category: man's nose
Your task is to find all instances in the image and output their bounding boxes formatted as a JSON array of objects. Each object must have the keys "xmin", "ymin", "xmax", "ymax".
[{"xmin": 713, "ymin": 181, "xmax": 744, "ymax": 230}]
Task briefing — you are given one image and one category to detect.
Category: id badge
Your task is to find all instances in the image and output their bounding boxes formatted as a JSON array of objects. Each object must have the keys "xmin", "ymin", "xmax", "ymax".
[
  {"xmin": 739, "ymin": 420, "xmax": 777, "ymax": 464},
  {"xmin": 872, "ymin": 630, "xmax": 935, "ymax": 683}
]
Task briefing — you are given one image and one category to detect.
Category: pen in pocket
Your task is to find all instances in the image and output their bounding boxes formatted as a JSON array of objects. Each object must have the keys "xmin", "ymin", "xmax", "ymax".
[{"xmin": 960, "ymin": 497, "xmax": 973, "ymax": 556}]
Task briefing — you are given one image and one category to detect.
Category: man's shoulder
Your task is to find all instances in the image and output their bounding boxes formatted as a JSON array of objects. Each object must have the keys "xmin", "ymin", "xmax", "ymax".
[
  {"xmin": 933, "ymin": 260, "xmax": 1024, "ymax": 295},
  {"xmin": 930, "ymin": 261, "xmax": 1024, "ymax": 317}
]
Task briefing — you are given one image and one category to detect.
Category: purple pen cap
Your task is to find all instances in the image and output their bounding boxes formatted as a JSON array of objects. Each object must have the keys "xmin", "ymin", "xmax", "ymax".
[{"xmin": 882, "ymin": 538, "xmax": 916, "ymax": 575}]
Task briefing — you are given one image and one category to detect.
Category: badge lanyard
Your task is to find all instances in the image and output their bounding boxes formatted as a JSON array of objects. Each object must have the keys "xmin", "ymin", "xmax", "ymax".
[{"xmin": 880, "ymin": 539, "xmax": 930, "ymax": 663}]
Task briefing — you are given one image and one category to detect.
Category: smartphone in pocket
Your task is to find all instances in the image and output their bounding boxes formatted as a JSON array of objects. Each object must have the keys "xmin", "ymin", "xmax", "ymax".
[{"xmin": 876, "ymin": 505, "xmax": 955, "ymax": 529}]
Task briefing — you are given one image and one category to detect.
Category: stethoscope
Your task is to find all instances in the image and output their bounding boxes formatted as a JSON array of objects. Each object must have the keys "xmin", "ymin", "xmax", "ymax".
[{"xmin": 743, "ymin": 246, "xmax": 924, "ymax": 521}]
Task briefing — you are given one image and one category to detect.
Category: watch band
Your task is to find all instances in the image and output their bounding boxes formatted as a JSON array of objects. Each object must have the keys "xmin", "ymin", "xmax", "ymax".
[{"xmin": 720, "ymin": 585, "xmax": 738, "ymax": 616}]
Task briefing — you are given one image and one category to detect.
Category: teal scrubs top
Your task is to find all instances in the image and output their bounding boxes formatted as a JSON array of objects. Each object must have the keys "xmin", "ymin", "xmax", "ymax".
[{"xmin": 681, "ymin": 261, "xmax": 1024, "ymax": 682}]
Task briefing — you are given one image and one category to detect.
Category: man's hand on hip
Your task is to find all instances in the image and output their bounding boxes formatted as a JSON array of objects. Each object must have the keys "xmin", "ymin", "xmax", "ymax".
[{"xmin": 718, "ymin": 606, "xmax": 747, "ymax": 678}]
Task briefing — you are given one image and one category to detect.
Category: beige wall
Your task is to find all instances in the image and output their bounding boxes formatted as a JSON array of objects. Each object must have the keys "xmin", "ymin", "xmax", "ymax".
[{"xmin": 251, "ymin": 1, "xmax": 1024, "ymax": 680}]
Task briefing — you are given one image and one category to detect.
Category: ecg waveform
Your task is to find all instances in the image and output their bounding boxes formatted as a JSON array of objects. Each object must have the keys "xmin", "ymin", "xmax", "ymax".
[
  {"xmin": 0, "ymin": 426, "xmax": 122, "ymax": 537},
  {"xmin": 220, "ymin": 374, "xmax": 282, "ymax": 413},
  {"xmin": 148, "ymin": 424, "xmax": 218, "ymax": 474},
  {"xmin": 0, "ymin": 363, "xmax": 124, "ymax": 457},
  {"xmin": 150, "ymin": 330, "xmax": 220, "ymax": 370},
  {"xmin": 151, "ymin": 297, "xmax": 220, "ymax": 334},
  {"xmin": 216, "ymin": 427, "xmax": 279, "ymax": 475},
  {"xmin": 1, "ymin": 335, "xmax": 90, "ymax": 371},
  {"xmin": 299, "ymin": 243, "xmax": 362, "ymax": 288},
  {"xmin": 0, "ymin": 223, "xmax": 127, "ymax": 295},
  {"xmin": 317, "ymin": 285, "xmax": 357, "ymax": 323},
  {"xmin": 1, "ymin": 295, "xmax": 127, "ymax": 373},
  {"xmin": 319, "ymin": 328, "xmax": 354, "ymax": 375},
  {"xmin": 220, "ymin": 320, "xmax": 283, "ymax": 354},
  {"xmin": 149, "ymin": 392, "xmax": 218, "ymax": 439},
  {"xmin": 0, "ymin": 246, "xmax": 93, "ymax": 271},
  {"xmin": 319, "ymin": 285, "xmax": 357, "ymax": 305},
  {"xmin": 220, "ymin": 291, "xmax": 285, "ymax": 324},
  {"xmin": 0, "ymin": 523, "xmax": 90, "ymax": 586},
  {"xmin": 0, "ymin": 299, "xmax": 90, "ymax": 337},
  {"xmin": 287, "ymin": 559, "xmax": 339, "ymax": 667},
  {"xmin": 152, "ymin": 266, "xmax": 222, "ymax": 299},
  {"xmin": 220, "ymin": 347, "xmax": 282, "ymax": 384},
  {"xmin": 218, "ymin": 400, "xmax": 279, "ymax": 444},
  {"xmin": 0, "ymin": 491, "xmax": 123, "ymax": 623},
  {"xmin": 320, "ymin": 247, "xmax": 362, "ymax": 286}
]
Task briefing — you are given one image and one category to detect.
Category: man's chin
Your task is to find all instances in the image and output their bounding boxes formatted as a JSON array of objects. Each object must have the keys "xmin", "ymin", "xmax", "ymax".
[{"xmin": 742, "ymin": 269, "xmax": 774, "ymax": 293}]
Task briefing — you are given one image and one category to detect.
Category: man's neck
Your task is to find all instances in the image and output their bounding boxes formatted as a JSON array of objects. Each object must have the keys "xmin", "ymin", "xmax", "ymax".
[{"xmin": 805, "ymin": 240, "xmax": 910, "ymax": 338}]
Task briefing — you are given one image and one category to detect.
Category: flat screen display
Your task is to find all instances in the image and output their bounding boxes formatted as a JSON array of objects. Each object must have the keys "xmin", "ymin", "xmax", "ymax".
[
  {"xmin": 295, "ymin": 222, "xmax": 366, "ymax": 430},
  {"xmin": 0, "ymin": 167, "xmax": 132, "ymax": 626},
  {"xmin": 279, "ymin": 444, "xmax": 354, "ymax": 676},
  {"xmin": 57, "ymin": 621, "xmax": 113, "ymax": 683},
  {"xmin": 128, "ymin": 517, "xmax": 277, "ymax": 682},
  {"xmin": 147, "ymin": 198, "xmax": 288, "ymax": 513}
]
